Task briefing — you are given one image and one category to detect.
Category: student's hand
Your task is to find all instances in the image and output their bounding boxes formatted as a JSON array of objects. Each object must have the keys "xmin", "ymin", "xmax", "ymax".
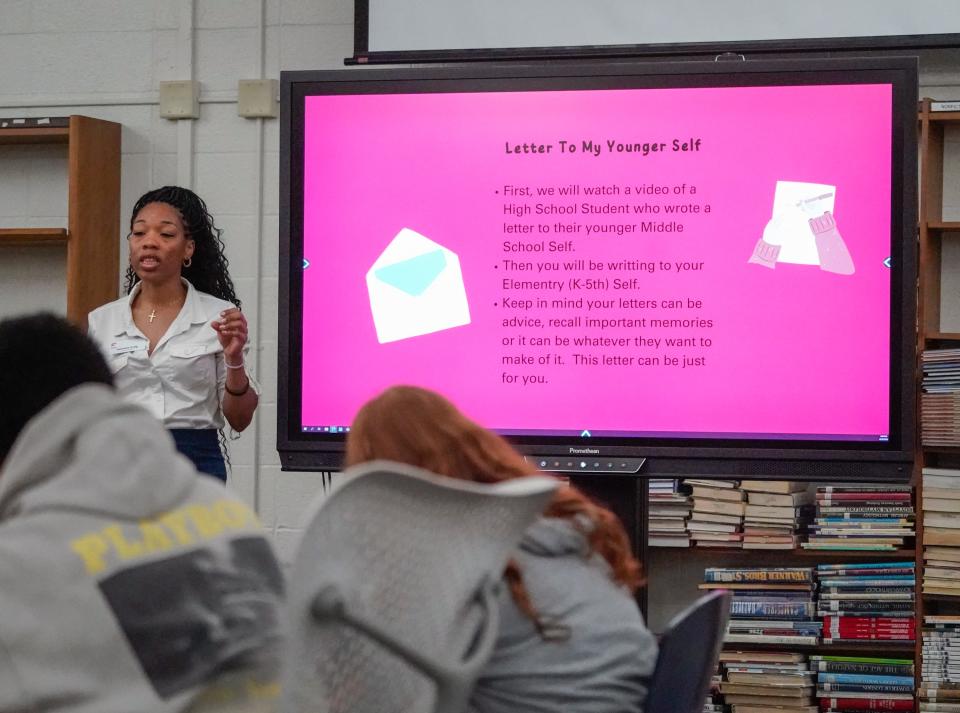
[{"xmin": 212, "ymin": 308, "xmax": 248, "ymax": 365}]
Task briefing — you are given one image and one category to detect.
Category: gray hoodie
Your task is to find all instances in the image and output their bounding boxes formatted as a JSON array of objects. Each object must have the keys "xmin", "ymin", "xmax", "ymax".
[
  {"xmin": 0, "ymin": 385, "xmax": 283, "ymax": 713},
  {"xmin": 467, "ymin": 517, "xmax": 658, "ymax": 713}
]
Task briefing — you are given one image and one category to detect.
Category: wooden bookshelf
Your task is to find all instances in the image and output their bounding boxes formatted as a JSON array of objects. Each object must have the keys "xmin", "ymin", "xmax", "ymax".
[
  {"xmin": 0, "ymin": 126, "xmax": 69, "ymax": 144},
  {"xmin": 926, "ymin": 221, "xmax": 960, "ymax": 232},
  {"xmin": 918, "ymin": 98, "xmax": 960, "ymax": 700},
  {"xmin": 0, "ymin": 228, "xmax": 68, "ymax": 245},
  {"xmin": 0, "ymin": 116, "xmax": 120, "ymax": 324}
]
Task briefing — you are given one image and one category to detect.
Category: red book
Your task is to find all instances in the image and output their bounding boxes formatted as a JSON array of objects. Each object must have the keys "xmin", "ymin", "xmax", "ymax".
[
  {"xmin": 816, "ymin": 492, "xmax": 912, "ymax": 501},
  {"xmin": 824, "ymin": 625, "xmax": 916, "ymax": 633},
  {"xmin": 819, "ymin": 698, "xmax": 914, "ymax": 711},
  {"xmin": 824, "ymin": 624, "xmax": 915, "ymax": 631},
  {"xmin": 824, "ymin": 632, "xmax": 915, "ymax": 640},
  {"xmin": 826, "ymin": 632, "xmax": 916, "ymax": 640},
  {"xmin": 823, "ymin": 616, "xmax": 915, "ymax": 627}
]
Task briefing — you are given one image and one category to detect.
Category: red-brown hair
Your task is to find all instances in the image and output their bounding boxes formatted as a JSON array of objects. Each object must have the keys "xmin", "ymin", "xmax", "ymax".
[{"xmin": 345, "ymin": 385, "xmax": 642, "ymax": 626}]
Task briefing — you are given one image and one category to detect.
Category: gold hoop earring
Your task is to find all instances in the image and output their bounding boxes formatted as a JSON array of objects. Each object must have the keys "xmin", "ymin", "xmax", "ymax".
[{"xmin": 183, "ymin": 257, "xmax": 192, "ymax": 268}]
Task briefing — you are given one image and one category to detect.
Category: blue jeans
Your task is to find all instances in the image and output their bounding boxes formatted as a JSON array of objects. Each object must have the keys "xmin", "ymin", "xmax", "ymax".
[{"xmin": 169, "ymin": 428, "xmax": 227, "ymax": 482}]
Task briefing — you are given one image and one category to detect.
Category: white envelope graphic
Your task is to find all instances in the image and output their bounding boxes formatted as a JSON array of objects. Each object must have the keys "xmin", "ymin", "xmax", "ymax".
[
  {"xmin": 366, "ymin": 228, "xmax": 471, "ymax": 344},
  {"xmin": 768, "ymin": 181, "xmax": 836, "ymax": 265}
]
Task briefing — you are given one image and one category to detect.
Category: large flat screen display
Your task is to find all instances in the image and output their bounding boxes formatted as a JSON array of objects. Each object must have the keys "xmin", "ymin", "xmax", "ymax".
[{"xmin": 279, "ymin": 58, "xmax": 917, "ymax": 476}]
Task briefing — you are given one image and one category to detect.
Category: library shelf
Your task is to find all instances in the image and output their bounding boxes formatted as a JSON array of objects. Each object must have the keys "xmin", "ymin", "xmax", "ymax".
[
  {"xmin": 722, "ymin": 641, "xmax": 916, "ymax": 655},
  {"xmin": 0, "ymin": 115, "xmax": 119, "ymax": 324},
  {"xmin": 921, "ymin": 592, "xmax": 960, "ymax": 603},
  {"xmin": 648, "ymin": 546, "xmax": 916, "ymax": 560},
  {"xmin": 925, "ymin": 221, "xmax": 960, "ymax": 232},
  {"xmin": 0, "ymin": 126, "xmax": 69, "ymax": 144},
  {"xmin": 0, "ymin": 228, "xmax": 68, "ymax": 245}
]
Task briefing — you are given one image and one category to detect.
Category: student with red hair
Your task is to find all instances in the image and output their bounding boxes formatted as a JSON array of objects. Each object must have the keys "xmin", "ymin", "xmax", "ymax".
[{"xmin": 346, "ymin": 385, "xmax": 658, "ymax": 713}]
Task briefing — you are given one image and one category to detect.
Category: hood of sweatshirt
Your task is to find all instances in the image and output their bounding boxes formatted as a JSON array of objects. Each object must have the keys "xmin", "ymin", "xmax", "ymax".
[
  {"xmin": 518, "ymin": 516, "xmax": 592, "ymax": 558},
  {"xmin": 0, "ymin": 383, "xmax": 197, "ymax": 522}
]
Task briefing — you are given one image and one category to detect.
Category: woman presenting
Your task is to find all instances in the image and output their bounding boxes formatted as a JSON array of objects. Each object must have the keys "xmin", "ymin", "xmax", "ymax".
[{"xmin": 88, "ymin": 186, "xmax": 257, "ymax": 481}]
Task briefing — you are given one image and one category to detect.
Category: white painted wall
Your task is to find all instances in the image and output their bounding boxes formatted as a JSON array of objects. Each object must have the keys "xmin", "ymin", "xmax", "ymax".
[
  {"xmin": 0, "ymin": 3, "xmax": 958, "ymax": 563},
  {"xmin": 0, "ymin": 0, "xmax": 353, "ymax": 564}
]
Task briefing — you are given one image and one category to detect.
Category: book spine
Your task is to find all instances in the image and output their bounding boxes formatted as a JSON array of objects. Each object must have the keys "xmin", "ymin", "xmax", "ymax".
[
  {"xmin": 814, "ymin": 661, "xmax": 914, "ymax": 676},
  {"xmin": 724, "ymin": 633, "xmax": 819, "ymax": 644},
  {"xmin": 818, "ymin": 493, "xmax": 912, "ymax": 502},
  {"xmin": 819, "ymin": 579, "xmax": 916, "ymax": 587},
  {"xmin": 810, "ymin": 654, "xmax": 914, "ymax": 664},
  {"xmin": 818, "ymin": 611, "xmax": 914, "ymax": 619},
  {"xmin": 824, "ymin": 633, "xmax": 915, "ymax": 641},
  {"xmin": 820, "ymin": 585, "xmax": 915, "ymax": 592},
  {"xmin": 819, "ymin": 673, "xmax": 914, "ymax": 685},
  {"xmin": 821, "ymin": 600, "xmax": 915, "ymax": 612},
  {"xmin": 823, "ymin": 616, "xmax": 916, "ymax": 626},
  {"xmin": 817, "ymin": 507, "xmax": 914, "ymax": 514},
  {"xmin": 704, "ymin": 569, "xmax": 811, "ymax": 583},
  {"xmin": 815, "ymin": 568, "xmax": 916, "ymax": 577},
  {"xmin": 817, "ymin": 485, "xmax": 910, "ymax": 493},
  {"xmin": 819, "ymin": 697, "xmax": 914, "ymax": 710},
  {"xmin": 919, "ymin": 684, "xmax": 960, "ymax": 695},
  {"xmin": 818, "ymin": 682, "xmax": 914, "ymax": 693},
  {"xmin": 828, "ymin": 675, "xmax": 915, "ymax": 686},
  {"xmin": 729, "ymin": 600, "xmax": 813, "ymax": 617},
  {"xmin": 731, "ymin": 627, "xmax": 822, "ymax": 636},
  {"xmin": 827, "ymin": 632, "xmax": 916, "ymax": 640}
]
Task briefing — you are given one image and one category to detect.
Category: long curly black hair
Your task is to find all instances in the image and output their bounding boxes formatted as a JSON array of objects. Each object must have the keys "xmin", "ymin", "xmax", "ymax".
[{"xmin": 124, "ymin": 186, "xmax": 241, "ymax": 309}]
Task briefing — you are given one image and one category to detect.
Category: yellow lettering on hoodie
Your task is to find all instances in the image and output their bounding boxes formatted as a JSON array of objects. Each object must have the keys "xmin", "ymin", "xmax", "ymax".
[
  {"xmin": 159, "ymin": 509, "xmax": 195, "ymax": 545},
  {"xmin": 102, "ymin": 525, "xmax": 145, "ymax": 560},
  {"xmin": 140, "ymin": 520, "xmax": 174, "ymax": 554},
  {"xmin": 188, "ymin": 504, "xmax": 224, "ymax": 538},
  {"xmin": 70, "ymin": 534, "xmax": 110, "ymax": 575},
  {"xmin": 69, "ymin": 499, "xmax": 262, "ymax": 576}
]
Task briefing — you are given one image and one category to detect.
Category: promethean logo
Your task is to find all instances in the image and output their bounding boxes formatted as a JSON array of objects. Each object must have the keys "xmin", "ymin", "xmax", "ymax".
[{"xmin": 568, "ymin": 447, "xmax": 600, "ymax": 454}]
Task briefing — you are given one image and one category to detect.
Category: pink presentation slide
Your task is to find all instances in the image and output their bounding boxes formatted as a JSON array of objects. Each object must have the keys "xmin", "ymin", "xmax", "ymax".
[{"xmin": 300, "ymin": 83, "xmax": 893, "ymax": 440}]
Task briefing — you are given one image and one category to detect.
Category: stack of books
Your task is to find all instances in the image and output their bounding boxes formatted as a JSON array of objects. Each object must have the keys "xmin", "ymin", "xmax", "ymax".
[
  {"xmin": 686, "ymin": 479, "xmax": 745, "ymax": 548},
  {"xmin": 922, "ymin": 467, "xmax": 960, "ymax": 595},
  {"xmin": 647, "ymin": 479, "xmax": 692, "ymax": 547},
  {"xmin": 921, "ymin": 347, "xmax": 960, "ymax": 448},
  {"xmin": 701, "ymin": 566, "xmax": 819, "ymax": 646},
  {"xmin": 717, "ymin": 650, "xmax": 815, "ymax": 712},
  {"xmin": 702, "ymin": 663, "xmax": 725, "ymax": 713},
  {"xmin": 816, "ymin": 562, "xmax": 916, "ymax": 645},
  {"xmin": 811, "ymin": 655, "xmax": 915, "ymax": 713},
  {"xmin": 804, "ymin": 485, "xmax": 915, "ymax": 551},
  {"xmin": 740, "ymin": 480, "xmax": 814, "ymax": 550},
  {"xmin": 921, "ymin": 615, "xmax": 960, "ymax": 712}
]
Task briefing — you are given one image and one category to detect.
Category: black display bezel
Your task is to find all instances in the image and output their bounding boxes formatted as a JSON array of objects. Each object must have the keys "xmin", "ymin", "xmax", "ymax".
[{"xmin": 278, "ymin": 57, "xmax": 917, "ymax": 478}]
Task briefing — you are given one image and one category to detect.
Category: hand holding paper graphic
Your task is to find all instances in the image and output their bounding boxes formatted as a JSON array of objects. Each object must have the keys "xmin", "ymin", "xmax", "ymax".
[
  {"xmin": 809, "ymin": 210, "xmax": 855, "ymax": 275},
  {"xmin": 748, "ymin": 214, "xmax": 787, "ymax": 269},
  {"xmin": 748, "ymin": 181, "xmax": 854, "ymax": 275},
  {"xmin": 366, "ymin": 228, "xmax": 471, "ymax": 344}
]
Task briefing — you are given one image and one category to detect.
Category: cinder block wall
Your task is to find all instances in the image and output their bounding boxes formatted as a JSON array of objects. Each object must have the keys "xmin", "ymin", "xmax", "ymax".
[
  {"xmin": 1, "ymin": 3, "xmax": 958, "ymax": 562},
  {"xmin": 0, "ymin": 0, "xmax": 353, "ymax": 564}
]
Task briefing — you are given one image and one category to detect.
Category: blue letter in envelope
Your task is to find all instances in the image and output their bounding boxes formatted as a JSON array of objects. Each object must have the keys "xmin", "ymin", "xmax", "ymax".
[{"xmin": 366, "ymin": 228, "xmax": 471, "ymax": 343}]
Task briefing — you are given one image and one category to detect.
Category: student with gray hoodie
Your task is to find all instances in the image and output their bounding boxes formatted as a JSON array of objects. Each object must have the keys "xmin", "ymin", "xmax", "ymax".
[
  {"xmin": 346, "ymin": 385, "xmax": 658, "ymax": 713},
  {"xmin": 0, "ymin": 313, "xmax": 283, "ymax": 713}
]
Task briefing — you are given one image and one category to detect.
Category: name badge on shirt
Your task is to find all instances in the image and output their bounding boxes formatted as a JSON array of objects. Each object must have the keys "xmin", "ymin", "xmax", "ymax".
[{"xmin": 109, "ymin": 338, "xmax": 147, "ymax": 356}]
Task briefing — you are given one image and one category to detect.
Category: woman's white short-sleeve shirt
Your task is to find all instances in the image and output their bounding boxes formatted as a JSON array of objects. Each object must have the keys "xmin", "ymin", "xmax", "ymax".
[{"xmin": 87, "ymin": 279, "xmax": 256, "ymax": 429}]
